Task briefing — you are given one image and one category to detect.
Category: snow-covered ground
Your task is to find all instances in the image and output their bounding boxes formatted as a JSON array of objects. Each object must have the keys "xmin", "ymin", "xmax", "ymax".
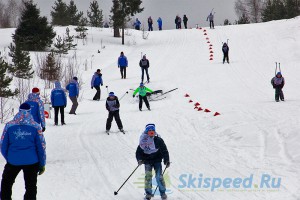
[{"xmin": 0, "ymin": 17, "xmax": 300, "ymax": 200}]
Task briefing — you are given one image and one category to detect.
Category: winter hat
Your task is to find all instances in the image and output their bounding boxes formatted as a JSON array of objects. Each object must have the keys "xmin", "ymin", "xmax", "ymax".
[
  {"xmin": 96, "ymin": 69, "xmax": 101, "ymax": 73},
  {"xmin": 276, "ymin": 72, "xmax": 282, "ymax": 76},
  {"xmin": 109, "ymin": 92, "xmax": 115, "ymax": 97},
  {"xmin": 73, "ymin": 77, "xmax": 78, "ymax": 81},
  {"xmin": 145, "ymin": 123, "xmax": 155, "ymax": 132},
  {"xmin": 140, "ymin": 83, "xmax": 144, "ymax": 87},
  {"xmin": 19, "ymin": 103, "xmax": 31, "ymax": 111},
  {"xmin": 32, "ymin": 87, "xmax": 40, "ymax": 94}
]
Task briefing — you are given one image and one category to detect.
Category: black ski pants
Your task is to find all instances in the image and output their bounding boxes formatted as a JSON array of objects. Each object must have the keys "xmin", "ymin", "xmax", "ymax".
[
  {"xmin": 93, "ymin": 86, "xmax": 101, "ymax": 100},
  {"xmin": 223, "ymin": 53, "xmax": 229, "ymax": 63},
  {"xmin": 210, "ymin": 20, "xmax": 214, "ymax": 29},
  {"xmin": 139, "ymin": 95, "xmax": 150, "ymax": 110},
  {"xmin": 53, "ymin": 106, "xmax": 65, "ymax": 124},
  {"xmin": 141, "ymin": 67, "xmax": 150, "ymax": 82},
  {"xmin": 275, "ymin": 87, "xmax": 284, "ymax": 101},
  {"xmin": 120, "ymin": 67, "xmax": 126, "ymax": 79},
  {"xmin": 106, "ymin": 110, "xmax": 123, "ymax": 130},
  {"xmin": 1, "ymin": 162, "xmax": 39, "ymax": 200}
]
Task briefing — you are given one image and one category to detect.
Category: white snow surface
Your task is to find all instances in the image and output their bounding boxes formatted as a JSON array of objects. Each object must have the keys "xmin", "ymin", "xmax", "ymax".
[{"xmin": 0, "ymin": 18, "xmax": 300, "ymax": 200}]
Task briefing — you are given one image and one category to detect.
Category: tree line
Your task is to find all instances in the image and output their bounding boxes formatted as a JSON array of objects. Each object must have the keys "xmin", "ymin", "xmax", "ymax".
[{"xmin": 235, "ymin": 0, "xmax": 300, "ymax": 24}]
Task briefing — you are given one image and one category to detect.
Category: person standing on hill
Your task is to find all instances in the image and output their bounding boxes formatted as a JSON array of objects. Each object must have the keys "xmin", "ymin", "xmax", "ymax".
[
  {"xmin": 148, "ymin": 16, "xmax": 153, "ymax": 31},
  {"xmin": 136, "ymin": 123, "xmax": 170, "ymax": 200},
  {"xmin": 222, "ymin": 43, "xmax": 229, "ymax": 64},
  {"xmin": 51, "ymin": 81, "xmax": 67, "ymax": 125},
  {"xmin": 66, "ymin": 77, "xmax": 79, "ymax": 115},
  {"xmin": 134, "ymin": 18, "xmax": 141, "ymax": 30},
  {"xmin": 139, "ymin": 55, "xmax": 150, "ymax": 83},
  {"xmin": 133, "ymin": 83, "xmax": 153, "ymax": 111},
  {"xmin": 271, "ymin": 72, "xmax": 285, "ymax": 102},
  {"xmin": 118, "ymin": 52, "xmax": 128, "ymax": 79},
  {"xmin": 25, "ymin": 87, "xmax": 46, "ymax": 132},
  {"xmin": 183, "ymin": 14, "xmax": 188, "ymax": 29},
  {"xmin": 91, "ymin": 69, "xmax": 103, "ymax": 100},
  {"xmin": 0, "ymin": 103, "xmax": 46, "ymax": 200},
  {"xmin": 105, "ymin": 92, "xmax": 124, "ymax": 134},
  {"xmin": 157, "ymin": 17, "xmax": 162, "ymax": 30},
  {"xmin": 207, "ymin": 13, "xmax": 214, "ymax": 29}
]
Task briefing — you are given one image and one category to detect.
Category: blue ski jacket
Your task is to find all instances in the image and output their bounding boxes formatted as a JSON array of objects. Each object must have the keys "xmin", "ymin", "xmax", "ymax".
[
  {"xmin": 51, "ymin": 81, "xmax": 67, "ymax": 107},
  {"xmin": 91, "ymin": 72, "xmax": 103, "ymax": 87},
  {"xmin": 66, "ymin": 80, "xmax": 79, "ymax": 97},
  {"xmin": 0, "ymin": 110, "xmax": 46, "ymax": 167}
]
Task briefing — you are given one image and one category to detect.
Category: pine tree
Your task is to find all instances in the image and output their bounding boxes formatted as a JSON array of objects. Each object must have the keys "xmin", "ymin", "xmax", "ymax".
[
  {"xmin": 8, "ymin": 42, "xmax": 33, "ymax": 103},
  {"xmin": 13, "ymin": 1, "xmax": 56, "ymax": 51},
  {"xmin": 65, "ymin": 27, "xmax": 77, "ymax": 50},
  {"xmin": 39, "ymin": 52, "xmax": 61, "ymax": 88},
  {"xmin": 238, "ymin": 13, "xmax": 251, "ymax": 24},
  {"xmin": 53, "ymin": 35, "xmax": 68, "ymax": 55},
  {"xmin": 110, "ymin": 0, "xmax": 144, "ymax": 38},
  {"xmin": 67, "ymin": 0, "xmax": 83, "ymax": 26},
  {"xmin": 285, "ymin": 0, "xmax": 299, "ymax": 18},
  {"xmin": 262, "ymin": 0, "xmax": 274, "ymax": 22},
  {"xmin": 8, "ymin": 43, "xmax": 33, "ymax": 79},
  {"xmin": 0, "ymin": 57, "xmax": 17, "ymax": 98},
  {"xmin": 87, "ymin": 0, "xmax": 103, "ymax": 27},
  {"xmin": 274, "ymin": 0, "xmax": 287, "ymax": 20},
  {"xmin": 51, "ymin": 0, "xmax": 69, "ymax": 26}
]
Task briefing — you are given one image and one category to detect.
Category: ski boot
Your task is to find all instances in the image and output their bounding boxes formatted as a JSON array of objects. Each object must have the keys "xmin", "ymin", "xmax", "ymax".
[{"xmin": 161, "ymin": 193, "xmax": 168, "ymax": 199}]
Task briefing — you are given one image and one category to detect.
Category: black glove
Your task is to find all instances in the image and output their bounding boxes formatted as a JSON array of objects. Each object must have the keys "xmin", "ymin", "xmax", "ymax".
[
  {"xmin": 164, "ymin": 161, "xmax": 170, "ymax": 168},
  {"xmin": 138, "ymin": 160, "xmax": 144, "ymax": 166},
  {"xmin": 101, "ymin": 84, "xmax": 103, "ymax": 86},
  {"xmin": 42, "ymin": 127, "xmax": 46, "ymax": 132},
  {"xmin": 64, "ymin": 105, "xmax": 66, "ymax": 108},
  {"xmin": 38, "ymin": 166, "xmax": 45, "ymax": 175},
  {"xmin": 91, "ymin": 87, "xmax": 93, "ymax": 89},
  {"xmin": 133, "ymin": 95, "xmax": 135, "ymax": 98}
]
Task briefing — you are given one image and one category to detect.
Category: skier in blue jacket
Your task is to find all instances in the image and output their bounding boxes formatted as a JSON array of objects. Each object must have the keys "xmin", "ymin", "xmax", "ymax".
[
  {"xmin": 0, "ymin": 103, "xmax": 46, "ymax": 200},
  {"xmin": 25, "ymin": 87, "xmax": 46, "ymax": 132},
  {"xmin": 91, "ymin": 69, "xmax": 103, "ymax": 100},
  {"xmin": 118, "ymin": 52, "xmax": 128, "ymax": 79},
  {"xmin": 157, "ymin": 17, "xmax": 162, "ymax": 31},
  {"xmin": 51, "ymin": 81, "xmax": 67, "ymax": 125},
  {"xmin": 134, "ymin": 18, "xmax": 141, "ymax": 30},
  {"xmin": 66, "ymin": 77, "xmax": 79, "ymax": 114}
]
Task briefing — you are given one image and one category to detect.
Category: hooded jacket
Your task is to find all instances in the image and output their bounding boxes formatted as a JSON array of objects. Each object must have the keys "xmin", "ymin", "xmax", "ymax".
[
  {"xmin": 25, "ymin": 93, "xmax": 46, "ymax": 128},
  {"xmin": 0, "ymin": 110, "xmax": 46, "ymax": 167},
  {"xmin": 51, "ymin": 81, "xmax": 67, "ymax": 107}
]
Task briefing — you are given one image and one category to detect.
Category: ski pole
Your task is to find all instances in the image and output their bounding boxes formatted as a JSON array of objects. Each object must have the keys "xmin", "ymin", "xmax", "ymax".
[
  {"xmin": 275, "ymin": 62, "xmax": 277, "ymax": 76},
  {"xmin": 106, "ymin": 85, "xmax": 109, "ymax": 95},
  {"xmin": 279, "ymin": 63, "xmax": 281, "ymax": 72},
  {"xmin": 151, "ymin": 164, "xmax": 169, "ymax": 197},
  {"xmin": 119, "ymin": 91, "xmax": 129, "ymax": 101},
  {"xmin": 114, "ymin": 164, "xmax": 140, "ymax": 195}
]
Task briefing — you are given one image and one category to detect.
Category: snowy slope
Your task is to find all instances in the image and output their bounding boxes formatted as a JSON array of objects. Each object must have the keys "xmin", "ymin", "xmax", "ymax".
[{"xmin": 0, "ymin": 18, "xmax": 300, "ymax": 200}]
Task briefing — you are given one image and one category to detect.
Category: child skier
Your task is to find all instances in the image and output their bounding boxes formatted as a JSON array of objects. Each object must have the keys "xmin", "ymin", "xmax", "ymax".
[
  {"xmin": 133, "ymin": 83, "xmax": 153, "ymax": 111},
  {"xmin": 105, "ymin": 92, "xmax": 124, "ymax": 133},
  {"xmin": 136, "ymin": 124, "xmax": 170, "ymax": 200},
  {"xmin": 222, "ymin": 43, "xmax": 229, "ymax": 64},
  {"xmin": 271, "ymin": 72, "xmax": 285, "ymax": 102}
]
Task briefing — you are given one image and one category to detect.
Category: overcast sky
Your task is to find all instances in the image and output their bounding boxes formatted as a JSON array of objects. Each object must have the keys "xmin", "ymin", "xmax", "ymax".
[{"xmin": 30, "ymin": 0, "xmax": 237, "ymax": 29}]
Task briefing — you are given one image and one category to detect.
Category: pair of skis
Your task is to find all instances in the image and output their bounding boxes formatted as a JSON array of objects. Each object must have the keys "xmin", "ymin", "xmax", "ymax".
[
  {"xmin": 150, "ymin": 88, "xmax": 178, "ymax": 101},
  {"xmin": 106, "ymin": 130, "xmax": 125, "ymax": 135}
]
